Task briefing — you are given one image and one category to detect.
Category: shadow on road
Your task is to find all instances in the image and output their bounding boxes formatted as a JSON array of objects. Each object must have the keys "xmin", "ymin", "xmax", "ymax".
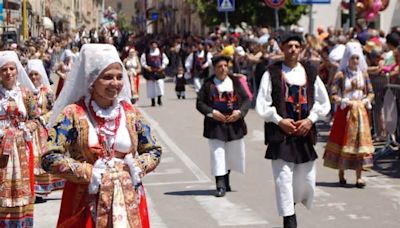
[
  {"xmin": 316, "ymin": 181, "xmax": 355, "ymax": 189},
  {"xmin": 373, "ymin": 149, "xmax": 400, "ymax": 178},
  {"xmin": 164, "ymin": 189, "xmax": 216, "ymax": 196}
]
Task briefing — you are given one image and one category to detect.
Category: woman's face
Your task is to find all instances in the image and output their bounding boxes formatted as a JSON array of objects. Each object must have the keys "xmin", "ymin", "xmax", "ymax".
[
  {"xmin": 348, "ymin": 54, "xmax": 360, "ymax": 69},
  {"xmin": 92, "ymin": 63, "xmax": 123, "ymax": 103},
  {"xmin": 29, "ymin": 70, "xmax": 42, "ymax": 88},
  {"xmin": 0, "ymin": 62, "xmax": 18, "ymax": 89}
]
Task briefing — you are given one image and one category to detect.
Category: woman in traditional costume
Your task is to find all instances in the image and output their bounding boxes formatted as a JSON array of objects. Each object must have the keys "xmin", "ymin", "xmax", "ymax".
[
  {"xmin": 42, "ymin": 44, "xmax": 161, "ymax": 227},
  {"xmin": 123, "ymin": 47, "xmax": 141, "ymax": 103},
  {"xmin": 0, "ymin": 51, "xmax": 37, "ymax": 227},
  {"xmin": 26, "ymin": 59, "xmax": 64, "ymax": 201},
  {"xmin": 323, "ymin": 41, "xmax": 375, "ymax": 188},
  {"xmin": 55, "ymin": 49, "xmax": 73, "ymax": 97}
]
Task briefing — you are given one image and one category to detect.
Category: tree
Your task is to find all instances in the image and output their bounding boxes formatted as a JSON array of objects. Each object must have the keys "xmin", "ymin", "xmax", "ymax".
[
  {"xmin": 117, "ymin": 13, "xmax": 135, "ymax": 32},
  {"xmin": 186, "ymin": 0, "xmax": 308, "ymax": 28}
]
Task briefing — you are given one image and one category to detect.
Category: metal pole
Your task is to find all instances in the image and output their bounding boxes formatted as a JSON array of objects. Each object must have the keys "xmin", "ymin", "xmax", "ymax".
[
  {"xmin": 225, "ymin": 11, "xmax": 229, "ymax": 31},
  {"xmin": 23, "ymin": 0, "xmax": 28, "ymax": 40},
  {"xmin": 5, "ymin": 0, "xmax": 8, "ymax": 32},
  {"xmin": 274, "ymin": 8, "xmax": 279, "ymax": 30},
  {"xmin": 349, "ymin": 0, "xmax": 356, "ymax": 28},
  {"xmin": 309, "ymin": 4, "xmax": 314, "ymax": 34}
]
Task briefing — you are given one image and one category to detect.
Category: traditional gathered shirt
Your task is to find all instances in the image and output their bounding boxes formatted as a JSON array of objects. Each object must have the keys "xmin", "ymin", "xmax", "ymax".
[{"xmin": 256, "ymin": 63, "xmax": 331, "ymax": 124}]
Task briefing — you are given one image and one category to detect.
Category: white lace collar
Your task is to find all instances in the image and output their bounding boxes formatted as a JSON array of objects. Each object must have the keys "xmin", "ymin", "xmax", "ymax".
[
  {"xmin": 85, "ymin": 96, "xmax": 121, "ymax": 121},
  {"xmin": 0, "ymin": 82, "xmax": 20, "ymax": 99}
]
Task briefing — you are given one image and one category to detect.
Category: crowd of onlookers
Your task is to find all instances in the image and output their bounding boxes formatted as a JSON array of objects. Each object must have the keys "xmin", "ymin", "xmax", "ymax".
[{"xmin": 1, "ymin": 17, "xmax": 399, "ymax": 151}]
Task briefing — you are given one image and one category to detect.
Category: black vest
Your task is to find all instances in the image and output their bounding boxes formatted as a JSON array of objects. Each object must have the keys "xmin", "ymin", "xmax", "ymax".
[{"xmin": 264, "ymin": 61, "xmax": 318, "ymax": 145}]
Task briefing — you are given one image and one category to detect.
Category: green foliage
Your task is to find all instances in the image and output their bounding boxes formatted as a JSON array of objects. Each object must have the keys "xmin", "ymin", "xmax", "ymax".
[
  {"xmin": 186, "ymin": 0, "xmax": 308, "ymax": 28},
  {"xmin": 117, "ymin": 13, "xmax": 134, "ymax": 32}
]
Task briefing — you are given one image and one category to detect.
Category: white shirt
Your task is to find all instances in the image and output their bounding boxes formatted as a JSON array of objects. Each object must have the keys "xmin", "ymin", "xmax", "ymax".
[
  {"xmin": 140, "ymin": 48, "xmax": 169, "ymax": 70},
  {"xmin": 184, "ymin": 50, "xmax": 213, "ymax": 72},
  {"xmin": 256, "ymin": 63, "xmax": 331, "ymax": 124}
]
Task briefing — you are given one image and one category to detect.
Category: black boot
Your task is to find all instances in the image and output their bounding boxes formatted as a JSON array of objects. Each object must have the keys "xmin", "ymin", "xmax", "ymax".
[
  {"xmin": 157, "ymin": 96, "xmax": 163, "ymax": 106},
  {"xmin": 215, "ymin": 176, "xmax": 226, "ymax": 197},
  {"xmin": 151, "ymin": 98, "xmax": 156, "ymax": 107},
  {"xmin": 283, "ymin": 214, "xmax": 297, "ymax": 228},
  {"xmin": 224, "ymin": 170, "xmax": 231, "ymax": 192}
]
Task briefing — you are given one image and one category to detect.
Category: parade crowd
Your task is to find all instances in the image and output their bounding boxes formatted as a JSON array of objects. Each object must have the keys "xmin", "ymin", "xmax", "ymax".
[{"xmin": 0, "ymin": 17, "xmax": 399, "ymax": 228}]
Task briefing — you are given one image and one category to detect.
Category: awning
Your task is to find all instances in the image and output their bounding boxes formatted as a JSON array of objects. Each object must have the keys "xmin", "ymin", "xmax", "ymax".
[{"xmin": 42, "ymin": 17, "xmax": 54, "ymax": 30}]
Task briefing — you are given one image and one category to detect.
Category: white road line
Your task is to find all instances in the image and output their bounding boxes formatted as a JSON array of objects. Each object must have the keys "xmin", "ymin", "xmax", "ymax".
[
  {"xmin": 146, "ymin": 192, "xmax": 168, "ymax": 228},
  {"xmin": 148, "ymin": 168, "xmax": 183, "ymax": 176},
  {"xmin": 145, "ymin": 180, "xmax": 210, "ymax": 186},
  {"xmin": 194, "ymin": 196, "xmax": 268, "ymax": 226},
  {"xmin": 138, "ymin": 108, "xmax": 211, "ymax": 183},
  {"xmin": 314, "ymin": 187, "xmax": 332, "ymax": 198},
  {"xmin": 160, "ymin": 156, "xmax": 175, "ymax": 163}
]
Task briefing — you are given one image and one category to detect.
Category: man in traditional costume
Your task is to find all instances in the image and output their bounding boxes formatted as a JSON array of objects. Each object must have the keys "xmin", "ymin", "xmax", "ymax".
[{"xmin": 256, "ymin": 34, "xmax": 331, "ymax": 228}]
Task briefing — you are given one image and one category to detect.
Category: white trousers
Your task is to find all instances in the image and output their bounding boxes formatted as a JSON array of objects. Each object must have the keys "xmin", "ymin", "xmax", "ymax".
[
  {"xmin": 271, "ymin": 159, "xmax": 316, "ymax": 217},
  {"xmin": 208, "ymin": 138, "xmax": 245, "ymax": 176},
  {"xmin": 146, "ymin": 79, "xmax": 164, "ymax": 98},
  {"xmin": 194, "ymin": 77, "xmax": 202, "ymax": 93}
]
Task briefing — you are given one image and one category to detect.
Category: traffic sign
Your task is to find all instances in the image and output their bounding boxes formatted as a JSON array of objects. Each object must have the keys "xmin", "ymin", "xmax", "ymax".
[
  {"xmin": 264, "ymin": 0, "xmax": 286, "ymax": 9},
  {"xmin": 292, "ymin": 0, "xmax": 330, "ymax": 4},
  {"xmin": 217, "ymin": 0, "xmax": 235, "ymax": 12}
]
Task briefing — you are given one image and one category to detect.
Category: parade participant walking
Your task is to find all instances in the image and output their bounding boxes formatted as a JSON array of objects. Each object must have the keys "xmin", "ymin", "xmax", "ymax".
[
  {"xmin": 196, "ymin": 55, "xmax": 251, "ymax": 197},
  {"xmin": 323, "ymin": 41, "xmax": 375, "ymax": 188},
  {"xmin": 124, "ymin": 47, "xmax": 141, "ymax": 103},
  {"xmin": 0, "ymin": 51, "xmax": 37, "ymax": 228},
  {"xmin": 42, "ymin": 44, "xmax": 162, "ymax": 227},
  {"xmin": 26, "ymin": 59, "xmax": 64, "ymax": 202},
  {"xmin": 55, "ymin": 49, "xmax": 74, "ymax": 97},
  {"xmin": 185, "ymin": 41, "xmax": 213, "ymax": 92},
  {"xmin": 175, "ymin": 67, "xmax": 186, "ymax": 99},
  {"xmin": 140, "ymin": 40, "xmax": 169, "ymax": 106},
  {"xmin": 256, "ymin": 33, "xmax": 330, "ymax": 228}
]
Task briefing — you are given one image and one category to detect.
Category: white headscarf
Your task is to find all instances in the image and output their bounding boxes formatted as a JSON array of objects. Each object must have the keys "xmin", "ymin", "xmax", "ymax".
[
  {"xmin": 27, "ymin": 59, "xmax": 51, "ymax": 89},
  {"xmin": 339, "ymin": 41, "xmax": 368, "ymax": 72},
  {"xmin": 0, "ymin": 51, "xmax": 35, "ymax": 91},
  {"xmin": 60, "ymin": 49, "xmax": 73, "ymax": 62},
  {"xmin": 49, "ymin": 44, "xmax": 131, "ymax": 127}
]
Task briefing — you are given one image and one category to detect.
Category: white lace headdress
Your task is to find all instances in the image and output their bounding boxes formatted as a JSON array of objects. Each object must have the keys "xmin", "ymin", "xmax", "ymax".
[
  {"xmin": 49, "ymin": 43, "xmax": 131, "ymax": 127},
  {"xmin": 339, "ymin": 41, "xmax": 368, "ymax": 72},
  {"xmin": 0, "ymin": 51, "xmax": 35, "ymax": 91},
  {"xmin": 27, "ymin": 59, "xmax": 51, "ymax": 88}
]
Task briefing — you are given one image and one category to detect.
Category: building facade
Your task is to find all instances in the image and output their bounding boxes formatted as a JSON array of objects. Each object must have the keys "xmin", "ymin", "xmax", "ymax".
[{"xmin": 44, "ymin": 0, "xmax": 103, "ymax": 33}]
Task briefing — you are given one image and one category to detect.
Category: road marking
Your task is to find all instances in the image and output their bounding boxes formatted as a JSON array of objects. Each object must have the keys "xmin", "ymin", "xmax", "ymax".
[
  {"xmin": 146, "ymin": 192, "xmax": 168, "ymax": 228},
  {"xmin": 148, "ymin": 168, "xmax": 183, "ymax": 176},
  {"xmin": 347, "ymin": 214, "xmax": 371, "ymax": 220},
  {"xmin": 145, "ymin": 180, "xmax": 210, "ymax": 186},
  {"xmin": 314, "ymin": 187, "xmax": 331, "ymax": 198},
  {"xmin": 138, "ymin": 108, "xmax": 211, "ymax": 183},
  {"xmin": 194, "ymin": 196, "xmax": 268, "ymax": 226},
  {"xmin": 160, "ymin": 156, "xmax": 175, "ymax": 163}
]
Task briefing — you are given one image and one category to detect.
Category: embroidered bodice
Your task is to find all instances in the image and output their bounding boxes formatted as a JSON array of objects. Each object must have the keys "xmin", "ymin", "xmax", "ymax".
[{"xmin": 85, "ymin": 97, "xmax": 133, "ymax": 155}]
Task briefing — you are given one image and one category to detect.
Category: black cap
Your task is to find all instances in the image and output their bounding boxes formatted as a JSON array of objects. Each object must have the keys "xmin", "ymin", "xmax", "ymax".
[
  {"xmin": 211, "ymin": 55, "xmax": 231, "ymax": 66},
  {"xmin": 386, "ymin": 32, "xmax": 400, "ymax": 47},
  {"xmin": 280, "ymin": 32, "xmax": 304, "ymax": 45},
  {"xmin": 149, "ymin": 40, "xmax": 159, "ymax": 45}
]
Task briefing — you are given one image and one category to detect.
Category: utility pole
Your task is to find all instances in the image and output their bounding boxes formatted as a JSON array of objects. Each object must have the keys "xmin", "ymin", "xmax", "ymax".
[
  {"xmin": 22, "ymin": 0, "xmax": 28, "ymax": 40},
  {"xmin": 349, "ymin": 0, "xmax": 356, "ymax": 28}
]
